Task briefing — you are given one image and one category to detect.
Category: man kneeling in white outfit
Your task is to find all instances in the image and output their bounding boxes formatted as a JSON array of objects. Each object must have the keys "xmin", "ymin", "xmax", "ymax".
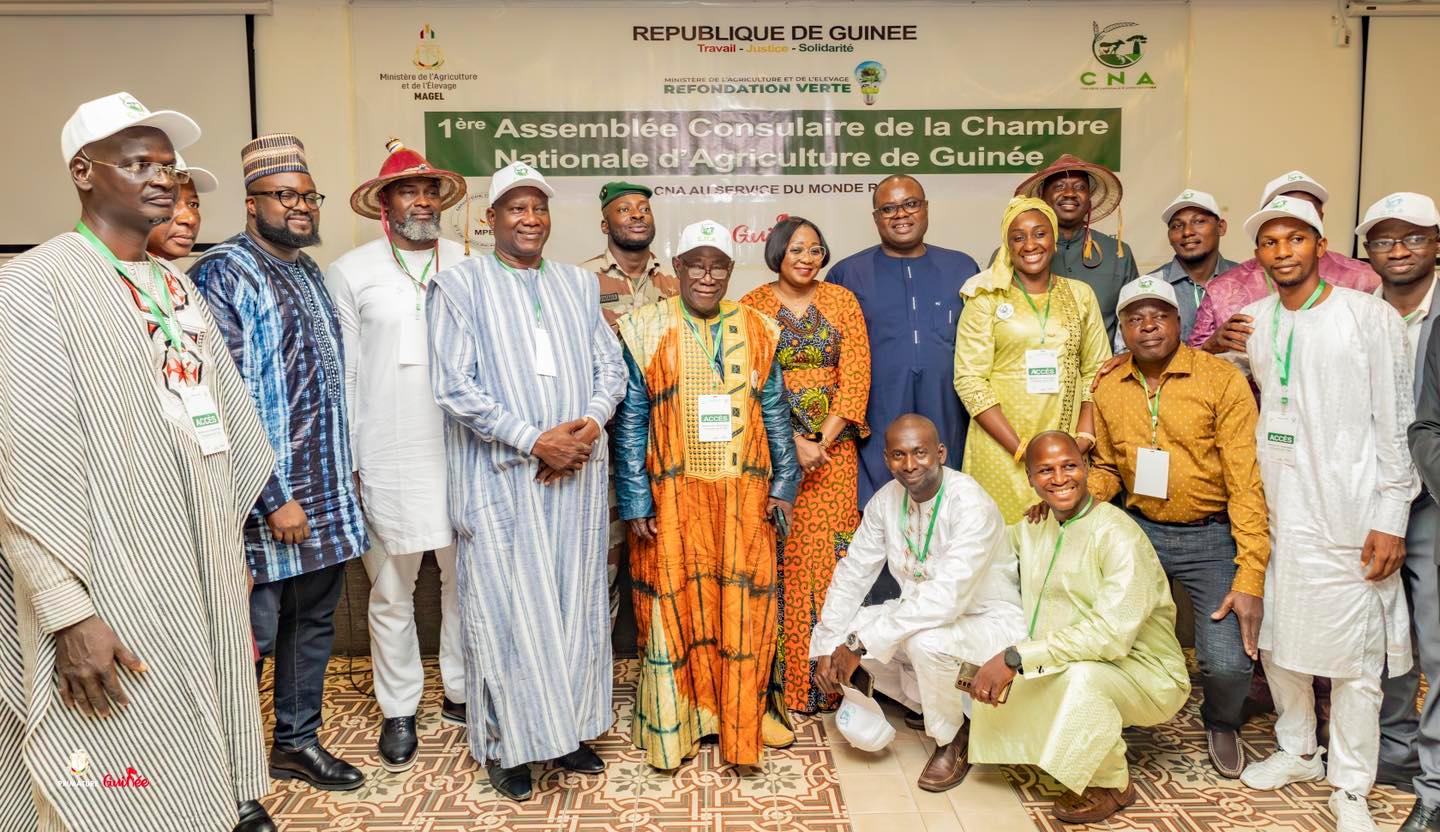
[{"xmin": 811, "ymin": 414, "xmax": 1025, "ymax": 791}]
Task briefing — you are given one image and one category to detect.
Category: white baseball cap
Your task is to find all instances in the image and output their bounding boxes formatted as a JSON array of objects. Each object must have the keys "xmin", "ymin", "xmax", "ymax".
[
  {"xmin": 1355, "ymin": 192, "xmax": 1440, "ymax": 238},
  {"xmin": 1116, "ymin": 273, "xmax": 1180, "ymax": 316},
  {"xmin": 488, "ymin": 160, "xmax": 555, "ymax": 204},
  {"xmin": 1258, "ymin": 170, "xmax": 1329, "ymax": 210},
  {"xmin": 1160, "ymin": 188, "xmax": 1221, "ymax": 224},
  {"xmin": 834, "ymin": 686, "xmax": 895, "ymax": 752},
  {"xmin": 60, "ymin": 92, "xmax": 200, "ymax": 165},
  {"xmin": 1244, "ymin": 195, "xmax": 1325, "ymax": 243},
  {"xmin": 676, "ymin": 219, "xmax": 735, "ymax": 259},
  {"xmin": 174, "ymin": 152, "xmax": 218, "ymax": 194}
]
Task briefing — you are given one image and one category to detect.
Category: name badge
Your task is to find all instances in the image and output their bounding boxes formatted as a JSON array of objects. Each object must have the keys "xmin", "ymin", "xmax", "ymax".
[
  {"xmin": 1133, "ymin": 447, "xmax": 1170, "ymax": 499},
  {"xmin": 398, "ymin": 308, "xmax": 429, "ymax": 366},
  {"xmin": 697, "ymin": 394, "xmax": 732, "ymax": 442},
  {"xmin": 534, "ymin": 328, "xmax": 558, "ymax": 377},
  {"xmin": 181, "ymin": 386, "xmax": 229, "ymax": 456},
  {"xmin": 1264, "ymin": 411, "xmax": 1298, "ymax": 466},
  {"xmin": 1025, "ymin": 349, "xmax": 1060, "ymax": 394}
]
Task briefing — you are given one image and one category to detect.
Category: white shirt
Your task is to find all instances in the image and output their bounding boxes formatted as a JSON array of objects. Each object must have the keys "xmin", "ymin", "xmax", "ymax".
[
  {"xmin": 810, "ymin": 468, "xmax": 1023, "ymax": 665},
  {"xmin": 326, "ymin": 236, "xmax": 469, "ymax": 554},
  {"xmin": 1373, "ymin": 271, "xmax": 1438, "ymax": 365},
  {"xmin": 1243, "ymin": 285, "xmax": 1417, "ymax": 677}
]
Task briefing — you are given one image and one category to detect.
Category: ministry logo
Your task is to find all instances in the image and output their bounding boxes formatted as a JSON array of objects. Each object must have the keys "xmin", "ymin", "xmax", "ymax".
[
  {"xmin": 1091, "ymin": 21, "xmax": 1147, "ymax": 69},
  {"xmin": 413, "ymin": 23, "xmax": 445, "ymax": 70}
]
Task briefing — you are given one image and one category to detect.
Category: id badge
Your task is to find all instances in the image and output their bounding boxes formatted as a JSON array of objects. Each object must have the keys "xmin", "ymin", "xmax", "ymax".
[
  {"xmin": 1133, "ymin": 447, "xmax": 1170, "ymax": 499},
  {"xmin": 1264, "ymin": 411, "xmax": 1299, "ymax": 466},
  {"xmin": 697, "ymin": 394, "xmax": 732, "ymax": 442},
  {"xmin": 533, "ymin": 328, "xmax": 558, "ymax": 377},
  {"xmin": 1025, "ymin": 349, "xmax": 1060, "ymax": 394},
  {"xmin": 398, "ymin": 309, "xmax": 429, "ymax": 366},
  {"xmin": 181, "ymin": 386, "xmax": 229, "ymax": 455}
]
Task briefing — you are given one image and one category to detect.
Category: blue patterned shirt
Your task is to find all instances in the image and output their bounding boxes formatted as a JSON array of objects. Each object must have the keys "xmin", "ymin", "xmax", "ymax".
[{"xmin": 191, "ymin": 233, "xmax": 366, "ymax": 583}]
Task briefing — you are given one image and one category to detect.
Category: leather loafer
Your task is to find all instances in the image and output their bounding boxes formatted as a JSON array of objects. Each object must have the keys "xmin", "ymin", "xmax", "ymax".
[
  {"xmin": 1401, "ymin": 800, "xmax": 1440, "ymax": 831},
  {"xmin": 269, "ymin": 744, "xmax": 365, "ymax": 792},
  {"xmin": 916, "ymin": 734, "xmax": 970, "ymax": 792},
  {"xmin": 1206, "ymin": 727, "xmax": 1245, "ymax": 779},
  {"xmin": 1053, "ymin": 782, "xmax": 1136, "ymax": 824},
  {"xmin": 554, "ymin": 742, "xmax": 606, "ymax": 774},
  {"xmin": 234, "ymin": 800, "xmax": 278, "ymax": 832},
  {"xmin": 487, "ymin": 761, "xmax": 532, "ymax": 801},
  {"xmin": 378, "ymin": 716, "xmax": 418, "ymax": 772},
  {"xmin": 441, "ymin": 697, "xmax": 467, "ymax": 726}
]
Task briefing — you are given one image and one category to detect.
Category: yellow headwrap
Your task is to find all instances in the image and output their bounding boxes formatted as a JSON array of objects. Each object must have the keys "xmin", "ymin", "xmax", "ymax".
[{"xmin": 960, "ymin": 196, "xmax": 1060, "ymax": 297}]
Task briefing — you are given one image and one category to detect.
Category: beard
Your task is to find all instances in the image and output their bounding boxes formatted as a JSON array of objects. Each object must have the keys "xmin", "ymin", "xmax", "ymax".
[
  {"xmin": 608, "ymin": 222, "xmax": 655, "ymax": 253},
  {"xmin": 1176, "ymin": 248, "xmax": 1212, "ymax": 266},
  {"xmin": 255, "ymin": 211, "xmax": 321, "ymax": 249},
  {"xmin": 392, "ymin": 215, "xmax": 441, "ymax": 243}
]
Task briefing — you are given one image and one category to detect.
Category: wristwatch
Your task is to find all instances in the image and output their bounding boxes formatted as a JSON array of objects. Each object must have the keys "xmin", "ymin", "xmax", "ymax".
[
  {"xmin": 1003, "ymin": 645, "xmax": 1023, "ymax": 672},
  {"xmin": 845, "ymin": 632, "xmax": 868, "ymax": 657}
]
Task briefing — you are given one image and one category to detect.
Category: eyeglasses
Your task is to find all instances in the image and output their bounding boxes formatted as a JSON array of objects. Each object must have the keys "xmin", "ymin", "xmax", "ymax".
[
  {"xmin": 681, "ymin": 262, "xmax": 733, "ymax": 280},
  {"xmin": 786, "ymin": 245, "xmax": 827, "ymax": 260},
  {"xmin": 1365, "ymin": 234, "xmax": 1437, "ymax": 253},
  {"xmin": 873, "ymin": 198, "xmax": 927, "ymax": 218},
  {"xmin": 80, "ymin": 150, "xmax": 190, "ymax": 184},
  {"xmin": 250, "ymin": 190, "xmax": 326, "ymax": 209}
]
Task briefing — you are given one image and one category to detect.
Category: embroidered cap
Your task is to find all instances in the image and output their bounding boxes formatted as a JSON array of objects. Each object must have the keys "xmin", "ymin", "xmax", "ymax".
[
  {"xmin": 61, "ymin": 91, "xmax": 200, "ymax": 164},
  {"xmin": 1116, "ymin": 274, "xmax": 1179, "ymax": 316},
  {"xmin": 1355, "ymin": 192, "xmax": 1440, "ymax": 238},
  {"xmin": 1258, "ymin": 170, "xmax": 1329, "ymax": 210},
  {"xmin": 175, "ymin": 152, "xmax": 218, "ymax": 194},
  {"xmin": 489, "ymin": 160, "xmax": 555, "ymax": 205},
  {"xmin": 242, "ymin": 133, "xmax": 309, "ymax": 187},
  {"xmin": 1243, "ymin": 196, "xmax": 1325, "ymax": 243},
  {"xmin": 834, "ymin": 686, "xmax": 895, "ymax": 752},
  {"xmin": 1160, "ymin": 188, "xmax": 1221, "ymax": 225},
  {"xmin": 675, "ymin": 219, "xmax": 734, "ymax": 259}
]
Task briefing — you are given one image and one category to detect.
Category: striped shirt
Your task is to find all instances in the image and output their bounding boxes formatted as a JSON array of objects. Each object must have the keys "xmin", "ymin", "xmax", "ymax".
[{"xmin": 191, "ymin": 232, "xmax": 366, "ymax": 583}]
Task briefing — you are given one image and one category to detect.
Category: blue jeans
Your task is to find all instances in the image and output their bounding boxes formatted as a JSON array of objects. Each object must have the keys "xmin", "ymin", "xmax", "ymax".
[
  {"xmin": 1131, "ymin": 511, "xmax": 1253, "ymax": 731},
  {"xmin": 250, "ymin": 562, "xmax": 346, "ymax": 750}
]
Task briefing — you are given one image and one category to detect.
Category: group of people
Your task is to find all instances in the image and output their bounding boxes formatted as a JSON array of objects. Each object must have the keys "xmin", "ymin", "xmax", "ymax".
[{"xmin": 2, "ymin": 90, "xmax": 1439, "ymax": 832}]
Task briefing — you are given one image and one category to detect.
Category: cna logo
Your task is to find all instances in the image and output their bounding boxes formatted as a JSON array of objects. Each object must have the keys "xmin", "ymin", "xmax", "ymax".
[
  {"xmin": 1092, "ymin": 21, "xmax": 1147, "ymax": 68},
  {"xmin": 854, "ymin": 61, "xmax": 886, "ymax": 105},
  {"xmin": 413, "ymin": 23, "xmax": 445, "ymax": 70}
]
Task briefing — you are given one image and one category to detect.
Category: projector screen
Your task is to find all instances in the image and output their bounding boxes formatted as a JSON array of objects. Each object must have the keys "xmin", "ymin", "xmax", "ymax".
[
  {"xmin": 0, "ymin": 14, "xmax": 253, "ymax": 251},
  {"xmin": 1359, "ymin": 17, "xmax": 1440, "ymax": 221}
]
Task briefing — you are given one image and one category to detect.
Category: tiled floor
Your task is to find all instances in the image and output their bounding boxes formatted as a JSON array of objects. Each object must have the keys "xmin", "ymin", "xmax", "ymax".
[{"xmin": 261, "ymin": 657, "xmax": 1417, "ymax": 831}]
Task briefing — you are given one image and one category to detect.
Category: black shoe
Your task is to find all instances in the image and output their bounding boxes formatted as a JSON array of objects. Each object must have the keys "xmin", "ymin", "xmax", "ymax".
[
  {"xmin": 1400, "ymin": 801, "xmax": 1440, "ymax": 832},
  {"xmin": 441, "ymin": 697, "xmax": 467, "ymax": 726},
  {"xmin": 234, "ymin": 800, "xmax": 278, "ymax": 832},
  {"xmin": 553, "ymin": 742, "xmax": 606, "ymax": 774},
  {"xmin": 903, "ymin": 708, "xmax": 925, "ymax": 731},
  {"xmin": 1378, "ymin": 762, "xmax": 1422, "ymax": 795},
  {"xmin": 487, "ymin": 761, "xmax": 532, "ymax": 801},
  {"xmin": 269, "ymin": 744, "xmax": 365, "ymax": 792},
  {"xmin": 378, "ymin": 716, "xmax": 418, "ymax": 772}
]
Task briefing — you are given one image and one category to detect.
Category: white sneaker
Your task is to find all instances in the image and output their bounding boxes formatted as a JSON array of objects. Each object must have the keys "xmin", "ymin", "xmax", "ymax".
[
  {"xmin": 1328, "ymin": 790, "xmax": 1378, "ymax": 832},
  {"xmin": 1239, "ymin": 748, "xmax": 1325, "ymax": 790}
]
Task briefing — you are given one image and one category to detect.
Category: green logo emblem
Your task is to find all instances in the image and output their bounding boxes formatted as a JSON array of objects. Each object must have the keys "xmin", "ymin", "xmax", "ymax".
[
  {"xmin": 1138, "ymin": 277, "xmax": 1155, "ymax": 290},
  {"xmin": 1271, "ymin": 198, "xmax": 1288, "ymax": 210},
  {"xmin": 1092, "ymin": 21, "xmax": 1147, "ymax": 69},
  {"xmin": 1181, "ymin": 190, "xmax": 1194, "ymax": 199},
  {"xmin": 515, "ymin": 165, "xmax": 528, "ymax": 176},
  {"xmin": 120, "ymin": 94, "xmax": 144, "ymax": 113}
]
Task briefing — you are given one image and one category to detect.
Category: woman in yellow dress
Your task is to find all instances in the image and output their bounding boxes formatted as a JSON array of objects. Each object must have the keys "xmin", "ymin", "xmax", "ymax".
[{"xmin": 952, "ymin": 196, "xmax": 1110, "ymax": 522}]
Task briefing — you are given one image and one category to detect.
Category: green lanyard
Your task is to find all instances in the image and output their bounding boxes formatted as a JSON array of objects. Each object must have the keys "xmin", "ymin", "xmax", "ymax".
[
  {"xmin": 1191, "ymin": 281, "xmax": 1205, "ymax": 309},
  {"xmin": 392, "ymin": 243, "xmax": 437, "ymax": 312},
  {"xmin": 1013, "ymin": 273, "xmax": 1054, "ymax": 345},
  {"xmin": 680, "ymin": 303, "xmax": 725, "ymax": 379},
  {"xmin": 75, "ymin": 221, "xmax": 185, "ymax": 354},
  {"xmin": 1270, "ymin": 280, "xmax": 1326, "ymax": 408},
  {"xmin": 899, "ymin": 480, "xmax": 947, "ymax": 571},
  {"xmin": 1027, "ymin": 495, "xmax": 1095, "ymax": 639},
  {"xmin": 1133, "ymin": 369, "xmax": 1165, "ymax": 447},
  {"xmin": 494, "ymin": 254, "xmax": 545, "ymax": 326}
]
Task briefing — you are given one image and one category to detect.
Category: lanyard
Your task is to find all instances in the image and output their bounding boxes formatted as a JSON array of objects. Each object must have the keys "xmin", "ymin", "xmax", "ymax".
[
  {"xmin": 75, "ymin": 221, "xmax": 185, "ymax": 354},
  {"xmin": 680, "ymin": 303, "xmax": 725, "ymax": 379},
  {"xmin": 1191, "ymin": 281, "xmax": 1205, "ymax": 308},
  {"xmin": 1013, "ymin": 273, "xmax": 1054, "ymax": 345},
  {"xmin": 392, "ymin": 243, "xmax": 437, "ymax": 312},
  {"xmin": 899, "ymin": 480, "xmax": 947, "ymax": 566},
  {"xmin": 1133, "ymin": 369, "xmax": 1165, "ymax": 447},
  {"xmin": 1027, "ymin": 495, "xmax": 1095, "ymax": 639},
  {"xmin": 494, "ymin": 254, "xmax": 545, "ymax": 326},
  {"xmin": 1270, "ymin": 280, "xmax": 1326, "ymax": 407}
]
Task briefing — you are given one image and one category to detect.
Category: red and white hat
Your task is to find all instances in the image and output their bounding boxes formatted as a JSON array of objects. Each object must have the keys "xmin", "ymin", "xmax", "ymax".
[{"xmin": 349, "ymin": 138, "xmax": 467, "ymax": 220}]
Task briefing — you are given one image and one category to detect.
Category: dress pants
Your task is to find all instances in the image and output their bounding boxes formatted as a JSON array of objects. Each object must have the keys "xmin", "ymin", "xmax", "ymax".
[
  {"xmin": 362, "ymin": 543, "xmax": 465, "ymax": 718},
  {"xmin": 251, "ymin": 562, "xmax": 346, "ymax": 750},
  {"xmin": 1266, "ymin": 652, "xmax": 1384, "ymax": 794},
  {"xmin": 1379, "ymin": 496, "xmax": 1440, "ymax": 802}
]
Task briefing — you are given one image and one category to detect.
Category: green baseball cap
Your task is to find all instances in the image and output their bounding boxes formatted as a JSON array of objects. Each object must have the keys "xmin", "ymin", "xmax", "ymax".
[{"xmin": 599, "ymin": 181, "xmax": 652, "ymax": 207}]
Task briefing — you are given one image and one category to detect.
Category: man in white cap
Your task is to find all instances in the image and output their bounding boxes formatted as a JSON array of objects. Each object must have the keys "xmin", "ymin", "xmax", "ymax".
[
  {"xmin": 1237, "ymin": 195, "xmax": 1416, "ymax": 832},
  {"xmin": 426, "ymin": 161, "xmax": 625, "ymax": 801},
  {"xmin": 146, "ymin": 153, "xmax": 219, "ymax": 261},
  {"xmin": 611, "ymin": 220, "xmax": 801, "ymax": 771},
  {"xmin": 325, "ymin": 139, "xmax": 470, "ymax": 772},
  {"xmin": 0, "ymin": 92, "xmax": 279, "ymax": 831},
  {"xmin": 1190, "ymin": 170, "xmax": 1378, "ymax": 354},
  {"xmin": 810, "ymin": 413, "xmax": 1023, "ymax": 793},
  {"xmin": 1361, "ymin": 193, "xmax": 1440, "ymax": 828},
  {"xmin": 1141, "ymin": 189, "xmax": 1238, "ymax": 344},
  {"xmin": 1090, "ymin": 274, "xmax": 1268, "ymax": 778}
]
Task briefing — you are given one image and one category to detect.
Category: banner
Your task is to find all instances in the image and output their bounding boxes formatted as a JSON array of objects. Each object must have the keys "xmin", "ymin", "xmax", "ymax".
[{"xmin": 351, "ymin": 2, "xmax": 1188, "ymax": 293}]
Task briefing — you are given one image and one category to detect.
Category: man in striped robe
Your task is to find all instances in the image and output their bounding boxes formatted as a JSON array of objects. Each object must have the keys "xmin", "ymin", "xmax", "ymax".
[
  {"xmin": 0, "ymin": 93, "xmax": 278, "ymax": 831},
  {"xmin": 426, "ymin": 161, "xmax": 626, "ymax": 802}
]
